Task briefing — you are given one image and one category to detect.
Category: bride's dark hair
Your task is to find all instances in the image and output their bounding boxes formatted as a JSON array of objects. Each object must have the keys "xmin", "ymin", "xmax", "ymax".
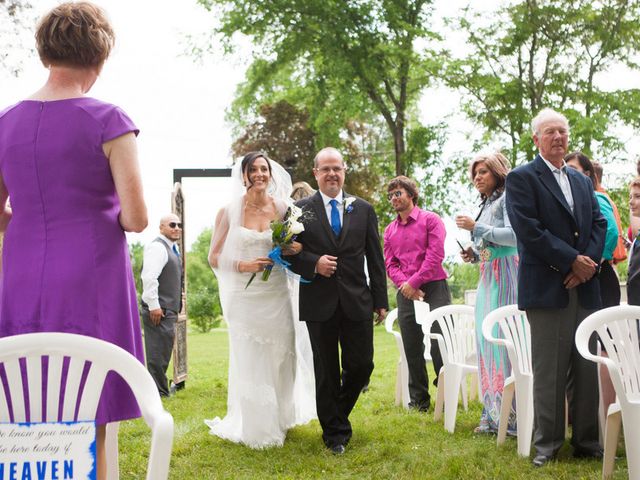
[{"xmin": 241, "ymin": 152, "xmax": 274, "ymax": 190}]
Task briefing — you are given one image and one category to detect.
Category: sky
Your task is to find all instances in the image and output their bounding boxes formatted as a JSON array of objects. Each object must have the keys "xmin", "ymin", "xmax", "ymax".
[{"xmin": 1, "ymin": 0, "xmax": 638, "ymax": 256}]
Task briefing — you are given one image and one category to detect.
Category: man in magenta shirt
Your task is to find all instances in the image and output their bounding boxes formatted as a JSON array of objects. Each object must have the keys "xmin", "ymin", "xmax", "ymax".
[{"xmin": 383, "ymin": 176, "xmax": 451, "ymax": 412}]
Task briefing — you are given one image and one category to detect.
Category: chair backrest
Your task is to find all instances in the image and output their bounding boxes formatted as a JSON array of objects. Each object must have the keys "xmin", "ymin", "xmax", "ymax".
[
  {"xmin": 413, "ymin": 301, "xmax": 432, "ymax": 361},
  {"xmin": 576, "ymin": 305, "xmax": 640, "ymax": 406},
  {"xmin": 0, "ymin": 332, "xmax": 173, "ymax": 479},
  {"xmin": 482, "ymin": 304, "xmax": 532, "ymax": 376},
  {"xmin": 385, "ymin": 308, "xmax": 399, "ymax": 334},
  {"xmin": 425, "ymin": 305, "xmax": 476, "ymax": 364},
  {"xmin": 413, "ymin": 300, "xmax": 431, "ymax": 327}
]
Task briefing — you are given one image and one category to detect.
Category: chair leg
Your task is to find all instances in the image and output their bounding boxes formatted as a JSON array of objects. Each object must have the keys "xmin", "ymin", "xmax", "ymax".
[
  {"xmin": 460, "ymin": 375, "xmax": 469, "ymax": 411},
  {"xmin": 623, "ymin": 408, "xmax": 640, "ymax": 480},
  {"xmin": 105, "ymin": 422, "xmax": 120, "ymax": 480},
  {"xmin": 444, "ymin": 367, "xmax": 464, "ymax": 433},
  {"xmin": 515, "ymin": 378, "xmax": 534, "ymax": 457},
  {"xmin": 469, "ymin": 371, "xmax": 478, "ymax": 403},
  {"xmin": 400, "ymin": 358, "xmax": 410, "ymax": 409},
  {"xmin": 395, "ymin": 360, "xmax": 402, "ymax": 407},
  {"xmin": 497, "ymin": 382, "xmax": 514, "ymax": 446},
  {"xmin": 602, "ymin": 407, "xmax": 621, "ymax": 480},
  {"xmin": 434, "ymin": 370, "xmax": 445, "ymax": 422}
]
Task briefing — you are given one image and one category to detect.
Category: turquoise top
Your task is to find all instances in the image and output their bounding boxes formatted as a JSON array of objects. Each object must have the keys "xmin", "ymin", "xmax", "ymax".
[{"xmin": 595, "ymin": 191, "xmax": 618, "ymax": 261}]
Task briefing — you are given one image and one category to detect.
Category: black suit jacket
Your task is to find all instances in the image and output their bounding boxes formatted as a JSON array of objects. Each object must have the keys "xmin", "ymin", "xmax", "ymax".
[
  {"xmin": 288, "ymin": 191, "xmax": 388, "ymax": 322},
  {"xmin": 505, "ymin": 155, "xmax": 606, "ymax": 310}
]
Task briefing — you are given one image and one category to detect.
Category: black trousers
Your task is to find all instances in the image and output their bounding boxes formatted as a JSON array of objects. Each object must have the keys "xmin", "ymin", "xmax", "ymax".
[
  {"xmin": 305, "ymin": 303, "xmax": 374, "ymax": 448},
  {"xmin": 527, "ymin": 289, "xmax": 600, "ymax": 457},
  {"xmin": 396, "ymin": 279, "xmax": 450, "ymax": 407},
  {"xmin": 598, "ymin": 260, "xmax": 620, "ymax": 308},
  {"xmin": 142, "ymin": 308, "xmax": 177, "ymax": 397}
]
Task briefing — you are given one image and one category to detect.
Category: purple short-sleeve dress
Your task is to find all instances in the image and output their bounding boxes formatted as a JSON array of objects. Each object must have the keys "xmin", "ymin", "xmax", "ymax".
[{"xmin": 0, "ymin": 97, "xmax": 144, "ymax": 425}]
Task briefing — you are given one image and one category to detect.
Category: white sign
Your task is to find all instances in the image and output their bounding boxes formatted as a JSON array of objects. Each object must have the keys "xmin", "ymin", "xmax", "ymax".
[{"xmin": 0, "ymin": 422, "xmax": 96, "ymax": 480}]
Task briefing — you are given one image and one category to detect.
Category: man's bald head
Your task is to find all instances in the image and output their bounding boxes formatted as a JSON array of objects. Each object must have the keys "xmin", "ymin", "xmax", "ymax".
[{"xmin": 159, "ymin": 213, "xmax": 181, "ymax": 241}]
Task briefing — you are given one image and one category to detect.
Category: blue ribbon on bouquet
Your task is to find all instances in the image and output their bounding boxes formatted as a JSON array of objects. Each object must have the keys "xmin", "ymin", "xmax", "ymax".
[
  {"xmin": 266, "ymin": 246, "xmax": 311, "ymax": 283},
  {"xmin": 245, "ymin": 246, "xmax": 311, "ymax": 289}
]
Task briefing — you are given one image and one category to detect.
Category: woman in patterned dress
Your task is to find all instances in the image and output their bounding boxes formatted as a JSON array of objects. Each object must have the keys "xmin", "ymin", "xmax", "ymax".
[{"xmin": 455, "ymin": 152, "xmax": 518, "ymax": 434}]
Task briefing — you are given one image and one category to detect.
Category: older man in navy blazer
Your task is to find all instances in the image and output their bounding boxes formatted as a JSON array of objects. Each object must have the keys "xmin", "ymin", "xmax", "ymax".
[{"xmin": 505, "ymin": 108, "xmax": 606, "ymax": 467}]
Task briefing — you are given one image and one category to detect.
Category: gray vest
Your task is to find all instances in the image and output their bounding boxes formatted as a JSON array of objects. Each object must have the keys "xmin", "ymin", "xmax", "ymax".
[{"xmin": 143, "ymin": 237, "xmax": 182, "ymax": 313}]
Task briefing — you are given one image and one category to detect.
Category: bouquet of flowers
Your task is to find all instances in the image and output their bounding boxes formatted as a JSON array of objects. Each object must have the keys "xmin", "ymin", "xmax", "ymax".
[{"xmin": 245, "ymin": 203, "xmax": 307, "ymax": 288}]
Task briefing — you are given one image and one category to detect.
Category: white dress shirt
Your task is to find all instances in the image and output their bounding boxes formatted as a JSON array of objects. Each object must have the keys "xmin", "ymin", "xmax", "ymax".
[
  {"xmin": 319, "ymin": 190, "xmax": 344, "ymax": 226},
  {"xmin": 141, "ymin": 234, "xmax": 179, "ymax": 310},
  {"xmin": 541, "ymin": 156, "xmax": 575, "ymax": 213}
]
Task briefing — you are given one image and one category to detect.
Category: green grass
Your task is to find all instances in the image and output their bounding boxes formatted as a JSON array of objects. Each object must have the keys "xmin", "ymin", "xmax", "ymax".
[{"xmin": 119, "ymin": 328, "xmax": 627, "ymax": 479}]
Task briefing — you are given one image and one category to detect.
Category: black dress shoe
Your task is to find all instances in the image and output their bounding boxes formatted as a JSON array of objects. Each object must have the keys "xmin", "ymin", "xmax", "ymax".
[
  {"xmin": 169, "ymin": 382, "xmax": 178, "ymax": 396},
  {"xmin": 532, "ymin": 454, "xmax": 555, "ymax": 467},
  {"xmin": 329, "ymin": 444, "xmax": 346, "ymax": 455},
  {"xmin": 573, "ymin": 447, "xmax": 604, "ymax": 459},
  {"xmin": 408, "ymin": 401, "xmax": 430, "ymax": 413}
]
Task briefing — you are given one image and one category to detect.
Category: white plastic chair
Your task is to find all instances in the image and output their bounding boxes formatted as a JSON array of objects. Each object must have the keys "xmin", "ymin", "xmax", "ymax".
[
  {"xmin": 482, "ymin": 304, "xmax": 533, "ymax": 457},
  {"xmin": 384, "ymin": 308, "xmax": 410, "ymax": 408},
  {"xmin": 575, "ymin": 305, "xmax": 640, "ymax": 480},
  {"xmin": 0, "ymin": 332, "xmax": 174, "ymax": 480},
  {"xmin": 415, "ymin": 301, "xmax": 478, "ymax": 403},
  {"xmin": 422, "ymin": 304, "xmax": 478, "ymax": 433}
]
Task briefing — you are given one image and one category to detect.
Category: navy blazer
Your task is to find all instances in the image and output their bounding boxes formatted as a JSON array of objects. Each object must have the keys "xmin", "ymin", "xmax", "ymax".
[
  {"xmin": 505, "ymin": 155, "xmax": 606, "ymax": 310},
  {"xmin": 287, "ymin": 191, "xmax": 388, "ymax": 322}
]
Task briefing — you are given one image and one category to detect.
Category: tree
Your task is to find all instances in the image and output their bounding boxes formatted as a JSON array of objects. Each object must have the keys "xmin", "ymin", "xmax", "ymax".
[
  {"xmin": 446, "ymin": 0, "xmax": 640, "ymax": 166},
  {"xmin": 128, "ymin": 242, "xmax": 144, "ymax": 305},
  {"xmin": 186, "ymin": 228, "xmax": 222, "ymax": 332},
  {"xmin": 231, "ymin": 100, "xmax": 316, "ymax": 184},
  {"xmin": 197, "ymin": 0, "xmax": 443, "ymax": 176},
  {"xmin": 230, "ymin": 99, "xmax": 388, "ymax": 208},
  {"xmin": 0, "ymin": 0, "xmax": 34, "ymax": 76}
]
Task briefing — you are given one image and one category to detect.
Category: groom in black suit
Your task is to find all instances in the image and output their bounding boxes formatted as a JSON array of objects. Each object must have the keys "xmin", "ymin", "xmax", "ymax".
[{"xmin": 288, "ymin": 147, "xmax": 388, "ymax": 454}]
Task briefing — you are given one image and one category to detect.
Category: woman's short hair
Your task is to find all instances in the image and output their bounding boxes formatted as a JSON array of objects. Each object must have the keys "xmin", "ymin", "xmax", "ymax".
[
  {"xmin": 468, "ymin": 152, "xmax": 510, "ymax": 198},
  {"xmin": 35, "ymin": 2, "xmax": 115, "ymax": 68},
  {"xmin": 387, "ymin": 176, "xmax": 419, "ymax": 204},
  {"xmin": 564, "ymin": 151, "xmax": 596, "ymax": 188},
  {"xmin": 240, "ymin": 152, "xmax": 273, "ymax": 189},
  {"xmin": 291, "ymin": 181, "xmax": 315, "ymax": 201},
  {"xmin": 592, "ymin": 161, "xmax": 603, "ymax": 186}
]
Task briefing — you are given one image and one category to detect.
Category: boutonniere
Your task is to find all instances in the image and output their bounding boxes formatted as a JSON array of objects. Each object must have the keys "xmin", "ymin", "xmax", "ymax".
[{"xmin": 344, "ymin": 197, "xmax": 355, "ymax": 213}]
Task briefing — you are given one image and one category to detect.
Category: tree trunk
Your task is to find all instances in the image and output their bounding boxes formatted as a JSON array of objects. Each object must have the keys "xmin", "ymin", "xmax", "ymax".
[{"xmin": 393, "ymin": 124, "xmax": 405, "ymax": 176}]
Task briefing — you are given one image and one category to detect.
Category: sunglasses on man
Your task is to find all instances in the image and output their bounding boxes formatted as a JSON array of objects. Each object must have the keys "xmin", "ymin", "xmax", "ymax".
[
  {"xmin": 168, "ymin": 222, "xmax": 182, "ymax": 229},
  {"xmin": 387, "ymin": 190, "xmax": 403, "ymax": 200}
]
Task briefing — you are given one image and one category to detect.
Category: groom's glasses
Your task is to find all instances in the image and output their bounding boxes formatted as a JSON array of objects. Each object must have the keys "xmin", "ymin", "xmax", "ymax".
[
  {"xmin": 315, "ymin": 166, "xmax": 346, "ymax": 174},
  {"xmin": 387, "ymin": 190, "xmax": 403, "ymax": 200},
  {"xmin": 168, "ymin": 222, "xmax": 182, "ymax": 229}
]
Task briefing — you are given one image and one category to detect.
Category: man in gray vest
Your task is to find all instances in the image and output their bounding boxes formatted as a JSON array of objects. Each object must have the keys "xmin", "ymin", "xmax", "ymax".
[{"xmin": 141, "ymin": 214, "xmax": 183, "ymax": 397}]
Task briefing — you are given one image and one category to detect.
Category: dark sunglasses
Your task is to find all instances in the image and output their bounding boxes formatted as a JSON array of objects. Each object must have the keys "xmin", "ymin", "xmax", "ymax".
[
  {"xmin": 387, "ymin": 190, "xmax": 403, "ymax": 200},
  {"xmin": 168, "ymin": 222, "xmax": 182, "ymax": 229}
]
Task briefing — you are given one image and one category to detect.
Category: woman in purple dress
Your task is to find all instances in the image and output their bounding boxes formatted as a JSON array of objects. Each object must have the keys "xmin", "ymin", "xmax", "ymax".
[{"xmin": 0, "ymin": 3, "xmax": 147, "ymax": 478}]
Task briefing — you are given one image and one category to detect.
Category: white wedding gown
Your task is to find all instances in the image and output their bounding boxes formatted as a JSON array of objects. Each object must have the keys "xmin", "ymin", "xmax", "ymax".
[{"xmin": 205, "ymin": 227, "xmax": 316, "ymax": 448}]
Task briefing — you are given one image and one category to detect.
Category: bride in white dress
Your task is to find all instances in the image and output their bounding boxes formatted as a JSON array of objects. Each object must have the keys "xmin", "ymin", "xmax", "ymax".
[{"xmin": 205, "ymin": 152, "xmax": 316, "ymax": 448}]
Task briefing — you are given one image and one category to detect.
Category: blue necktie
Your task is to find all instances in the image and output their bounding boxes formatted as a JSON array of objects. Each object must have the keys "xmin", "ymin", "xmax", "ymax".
[
  {"xmin": 172, "ymin": 244, "xmax": 180, "ymax": 257},
  {"xmin": 330, "ymin": 199, "xmax": 341, "ymax": 236}
]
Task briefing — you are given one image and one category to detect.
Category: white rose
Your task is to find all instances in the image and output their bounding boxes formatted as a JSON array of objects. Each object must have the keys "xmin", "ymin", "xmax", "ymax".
[{"xmin": 290, "ymin": 221, "xmax": 305, "ymax": 235}]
